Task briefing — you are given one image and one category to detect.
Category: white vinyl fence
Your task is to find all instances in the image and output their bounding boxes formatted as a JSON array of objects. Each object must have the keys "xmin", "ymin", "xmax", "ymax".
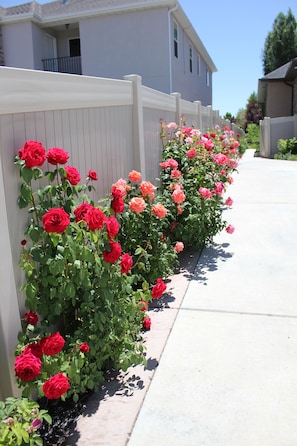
[
  {"xmin": 260, "ymin": 115, "xmax": 297, "ymax": 158},
  {"xmin": 0, "ymin": 66, "xmax": 242, "ymax": 399}
]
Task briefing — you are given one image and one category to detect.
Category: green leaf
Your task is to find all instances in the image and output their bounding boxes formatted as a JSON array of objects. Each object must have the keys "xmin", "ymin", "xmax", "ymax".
[
  {"xmin": 29, "ymin": 227, "xmax": 40, "ymax": 243},
  {"xmin": 21, "ymin": 165, "xmax": 33, "ymax": 183}
]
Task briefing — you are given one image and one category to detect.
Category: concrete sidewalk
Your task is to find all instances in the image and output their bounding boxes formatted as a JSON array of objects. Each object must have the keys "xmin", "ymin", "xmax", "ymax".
[{"xmin": 128, "ymin": 150, "xmax": 297, "ymax": 446}]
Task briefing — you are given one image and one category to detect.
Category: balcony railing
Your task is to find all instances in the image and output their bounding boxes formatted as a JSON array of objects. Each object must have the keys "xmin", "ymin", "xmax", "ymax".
[{"xmin": 42, "ymin": 56, "xmax": 82, "ymax": 75}]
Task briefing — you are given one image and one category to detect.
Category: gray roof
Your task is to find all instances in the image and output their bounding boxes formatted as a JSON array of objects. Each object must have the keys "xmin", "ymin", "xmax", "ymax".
[
  {"xmin": 0, "ymin": 0, "xmax": 217, "ymax": 72},
  {"xmin": 260, "ymin": 57, "xmax": 297, "ymax": 82}
]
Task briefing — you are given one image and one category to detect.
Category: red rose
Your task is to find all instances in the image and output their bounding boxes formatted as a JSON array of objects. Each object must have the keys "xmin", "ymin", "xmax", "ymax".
[
  {"xmin": 22, "ymin": 310, "xmax": 38, "ymax": 326},
  {"xmin": 42, "ymin": 332, "xmax": 65, "ymax": 356},
  {"xmin": 87, "ymin": 170, "xmax": 98, "ymax": 181},
  {"xmin": 14, "ymin": 352, "xmax": 42, "ymax": 382},
  {"xmin": 151, "ymin": 278, "xmax": 167, "ymax": 299},
  {"xmin": 138, "ymin": 299, "xmax": 148, "ymax": 312},
  {"xmin": 47, "ymin": 148, "xmax": 69, "ymax": 165},
  {"xmin": 120, "ymin": 253, "xmax": 133, "ymax": 274},
  {"xmin": 84, "ymin": 206, "xmax": 106, "ymax": 231},
  {"xmin": 143, "ymin": 315, "xmax": 151, "ymax": 330},
  {"xmin": 111, "ymin": 197, "xmax": 125, "ymax": 214},
  {"xmin": 42, "ymin": 208, "xmax": 70, "ymax": 234},
  {"xmin": 18, "ymin": 140, "xmax": 46, "ymax": 168},
  {"xmin": 105, "ymin": 215, "xmax": 120, "ymax": 239},
  {"xmin": 103, "ymin": 241, "xmax": 122, "ymax": 263},
  {"xmin": 42, "ymin": 373, "xmax": 70, "ymax": 399},
  {"xmin": 23, "ymin": 339, "xmax": 45, "ymax": 359},
  {"xmin": 74, "ymin": 203, "xmax": 93, "ymax": 222},
  {"xmin": 65, "ymin": 166, "xmax": 80, "ymax": 185},
  {"xmin": 79, "ymin": 342, "xmax": 90, "ymax": 353}
]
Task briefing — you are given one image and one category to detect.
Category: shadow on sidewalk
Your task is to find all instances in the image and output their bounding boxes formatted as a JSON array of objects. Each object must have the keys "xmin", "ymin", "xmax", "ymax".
[{"xmin": 191, "ymin": 242, "xmax": 233, "ymax": 285}]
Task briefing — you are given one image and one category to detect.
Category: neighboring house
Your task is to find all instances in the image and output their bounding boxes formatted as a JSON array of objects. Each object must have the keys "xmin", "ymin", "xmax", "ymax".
[
  {"xmin": 0, "ymin": 0, "xmax": 217, "ymax": 106},
  {"xmin": 258, "ymin": 57, "xmax": 297, "ymax": 118}
]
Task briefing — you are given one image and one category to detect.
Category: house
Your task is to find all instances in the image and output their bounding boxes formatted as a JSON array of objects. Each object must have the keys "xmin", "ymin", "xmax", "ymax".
[
  {"xmin": 0, "ymin": 0, "xmax": 217, "ymax": 106},
  {"xmin": 258, "ymin": 57, "xmax": 297, "ymax": 118}
]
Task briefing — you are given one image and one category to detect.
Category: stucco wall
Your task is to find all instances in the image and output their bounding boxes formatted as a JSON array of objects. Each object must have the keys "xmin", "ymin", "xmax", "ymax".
[
  {"xmin": 79, "ymin": 8, "xmax": 170, "ymax": 94},
  {"xmin": 2, "ymin": 21, "xmax": 36, "ymax": 69},
  {"xmin": 266, "ymin": 82, "xmax": 292, "ymax": 118}
]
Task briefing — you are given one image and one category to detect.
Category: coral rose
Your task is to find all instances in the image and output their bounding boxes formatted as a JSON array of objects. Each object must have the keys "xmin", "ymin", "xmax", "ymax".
[
  {"xmin": 186, "ymin": 148, "xmax": 197, "ymax": 159},
  {"xmin": 140, "ymin": 181, "xmax": 155, "ymax": 200},
  {"xmin": 103, "ymin": 241, "xmax": 122, "ymax": 263},
  {"xmin": 42, "ymin": 332, "xmax": 65, "ymax": 356},
  {"xmin": 18, "ymin": 140, "xmax": 46, "ymax": 168},
  {"xmin": 151, "ymin": 278, "xmax": 167, "ymax": 299},
  {"xmin": 172, "ymin": 187, "xmax": 186, "ymax": 204},
  {"xmin": 174, "ymin": 241, "xmax": 184, "ymax": 253},
  {"xmin": 128, "ymin": 170, "xmax": 142, "ymax": 183},
  {"xmin": 42, "ymin": 373, "xmax": 70, "ymax": 399},
  {"xmin": 47, "ymin": 148, "xmax": 69, "ymax": 165},
  {"xmin": 152, "ymin": 203, "xmax": 167, "ymax": 218},
  {"xmin": 42, "ymin": 208, "xmax": 70, "ymax": 234},
  {"xmin": 129, "ymin": 197, "xmax": 146, "ymax": 214},
  {"xmin": 65, "ymin": 166, "xmax": 80, "ymax": 185},
  {"xmin": 14, "ymin": 352, "xmax": 42, "ymax": 382}
]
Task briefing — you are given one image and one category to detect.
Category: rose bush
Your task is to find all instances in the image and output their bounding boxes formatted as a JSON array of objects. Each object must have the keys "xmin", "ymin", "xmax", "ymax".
[{"xmin": 159, "ymin": 121, "xmax": 241, "ymax": 248}]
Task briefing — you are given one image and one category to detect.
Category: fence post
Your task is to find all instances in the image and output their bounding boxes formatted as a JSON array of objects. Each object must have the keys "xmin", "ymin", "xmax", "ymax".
[
  {"xmin": 206, "ymin": 105, "xmax": 213, "ymax": 129},
  {"xmin": 171, "ymin": 92, "xmax": 181, "ymax": 125},
  {"xmin": 194, "ymin": 100, "xmax": 202, "ymax": 130},
  {"xmin": 0, "ymin": 157, "xmax": 22, "ymax": 399},
  {"xmin": 294, "ymin": 114, "xmax": 297, "ymax": 136},
  {"xmin": 260, "ymin": 116, "xmax": 271, "ymax": 158},
  {"xmin": 124, "ymin": 74, "xmax": 146, "ymax": 178}
]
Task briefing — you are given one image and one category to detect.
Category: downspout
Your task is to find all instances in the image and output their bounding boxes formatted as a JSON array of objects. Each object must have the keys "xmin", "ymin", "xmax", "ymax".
[
  {"xmin": 168, "ymin": 3, "xmax": 178, "ymax": 94},
  {"xmin": 284, "ymin": 81, "xmax": 294, "ymax": 115}
]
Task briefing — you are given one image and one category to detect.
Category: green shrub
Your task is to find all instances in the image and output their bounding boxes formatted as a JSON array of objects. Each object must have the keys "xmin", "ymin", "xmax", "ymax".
[{"xmin": 246, "ymin": 124, "xmax": 260, "ymax": 150}]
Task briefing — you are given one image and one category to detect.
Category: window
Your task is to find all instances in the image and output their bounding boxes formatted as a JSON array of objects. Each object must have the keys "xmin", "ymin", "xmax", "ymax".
[
  {"xmin": 206, "ymin": 69, "xmax": 210, "ymax": 86},
  {"xmin": 173, "ymin": 22, "xmax": 178, "ymax": 59},
  {"xmin": 189, "ymin": 44, "xmax": 193, "ymax": 73},
  {"xmin": 197, "ymin": 53, "xmax": 200, "ymax": 75},
  {"xmin": 69, "ymin": 38, "xmax": 81, "ymax": 57}
]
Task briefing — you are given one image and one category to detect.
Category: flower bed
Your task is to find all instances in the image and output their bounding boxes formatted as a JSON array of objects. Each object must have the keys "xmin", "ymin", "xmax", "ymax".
[{"xmin": 0, "ymin": 122, "xmax": 244, "ymax": 445}]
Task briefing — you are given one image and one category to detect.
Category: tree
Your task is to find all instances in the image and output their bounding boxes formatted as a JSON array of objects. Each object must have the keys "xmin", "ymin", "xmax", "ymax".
[
  {"xmin": 245, "ymin": 92, "xmax": 262, "ymax": 129},
  {"xmin": 262, "ymin": 9, "xmax": 297, "ymax": 75}
]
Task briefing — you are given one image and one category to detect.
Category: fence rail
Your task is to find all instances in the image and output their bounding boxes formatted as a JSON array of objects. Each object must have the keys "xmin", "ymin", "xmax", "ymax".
[{"xmin": 0, "ymin": 66, "xmax": 242, "ymax": 400}]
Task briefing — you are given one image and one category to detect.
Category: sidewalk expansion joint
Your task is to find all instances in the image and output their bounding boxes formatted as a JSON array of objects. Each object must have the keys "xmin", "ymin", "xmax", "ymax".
[{"xmin": 180, "ymin": 306, "xmax": 297, "ymax": 319}]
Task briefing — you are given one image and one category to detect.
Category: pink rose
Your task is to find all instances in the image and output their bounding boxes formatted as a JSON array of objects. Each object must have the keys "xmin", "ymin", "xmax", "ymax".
[
  {"xmin": 140, "ymin": 181, "xmax": 155, "ymax": 200},
  {"xmin": 199, "ymin": 187, "xmax": 212, "ymax": 199},
  {"xmin": 226, "ymin": 224, "xmax": 235, "ymax": 234},
  {"xmin": 225, "ymin": 197, "xmax": 233, "ymax": 207}
]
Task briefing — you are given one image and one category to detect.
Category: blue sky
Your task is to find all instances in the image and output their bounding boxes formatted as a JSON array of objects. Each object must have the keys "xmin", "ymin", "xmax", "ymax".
[{"xmin": 1, "ymin": 0, "xmax": 297, "ymax": 117}]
